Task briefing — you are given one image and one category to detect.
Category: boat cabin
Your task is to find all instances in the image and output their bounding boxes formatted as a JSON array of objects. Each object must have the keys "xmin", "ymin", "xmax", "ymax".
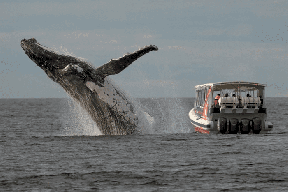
[{"xmin": 194, "ymin": 81, "xmax": 266, "ymax": 114}]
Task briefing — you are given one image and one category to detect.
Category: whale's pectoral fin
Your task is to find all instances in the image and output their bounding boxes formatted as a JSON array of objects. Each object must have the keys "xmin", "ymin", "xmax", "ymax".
[{"xmin": 95, "ymin": 45, "xmax": 158, "ymax": 77}]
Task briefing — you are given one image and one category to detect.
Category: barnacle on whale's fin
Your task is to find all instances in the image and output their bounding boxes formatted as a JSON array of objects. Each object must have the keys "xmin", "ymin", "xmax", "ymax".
[{"xmin": 95, "ymin": 45, "xmax": 158, "ymax": 77}]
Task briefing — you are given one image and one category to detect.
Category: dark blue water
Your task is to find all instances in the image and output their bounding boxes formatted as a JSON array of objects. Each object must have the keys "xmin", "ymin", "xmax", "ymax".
[{"xmin": 1, "ymin": 98, "xmax": 287, "ymax": 191}]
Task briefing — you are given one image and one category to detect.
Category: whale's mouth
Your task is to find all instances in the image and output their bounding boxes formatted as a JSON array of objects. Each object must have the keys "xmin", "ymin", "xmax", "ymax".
[
  {"xmin": 21, "ymin": 38, "xmax": 75, "ymax": 73},
  {"xmin": 21, "ymin": 38, "xmax": 53, "ymax": 70},
  {"xmin": 21, "ymin": 38, "xmax": 36, "ymax": 57}
]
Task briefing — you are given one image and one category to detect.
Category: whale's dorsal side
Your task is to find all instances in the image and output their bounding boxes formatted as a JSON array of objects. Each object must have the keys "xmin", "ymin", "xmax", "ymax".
[{"xmin": 20, "ymin": 38, "xmax": 158, "ymax": 135}]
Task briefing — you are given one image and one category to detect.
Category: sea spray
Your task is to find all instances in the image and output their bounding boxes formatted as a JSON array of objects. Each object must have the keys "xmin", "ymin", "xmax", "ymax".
[
  {"xmin": 62, "ymin": 98, "xmax": 102, "ymax": 136},
  {"xmin": 147, "ymin": 98, "xmax": 191, "ymax": 134},
  {"xmin": 167, "ymin": 97, "xmax": 190, "ymax": 133},
  {"xmin": 133, "ymin": 100, "xmax": 155, "ymax": 134}
]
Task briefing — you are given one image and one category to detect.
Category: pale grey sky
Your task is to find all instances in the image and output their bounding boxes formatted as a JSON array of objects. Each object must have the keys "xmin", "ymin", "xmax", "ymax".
[{"xmin": 1, "ymin": 0, "xmax": 288, "ymax": 98}]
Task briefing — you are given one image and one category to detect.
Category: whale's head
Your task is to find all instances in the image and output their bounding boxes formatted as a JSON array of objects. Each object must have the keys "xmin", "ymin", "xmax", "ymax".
[{"xmin": 21, "ymin": 38, "xmax": 83, "ymax": 81}]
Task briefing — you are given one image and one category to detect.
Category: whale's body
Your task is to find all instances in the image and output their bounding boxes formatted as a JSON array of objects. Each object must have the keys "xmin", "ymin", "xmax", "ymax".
[{"xmin": 21, "ymin": 38, "xmax": 158, "ymax": 135}]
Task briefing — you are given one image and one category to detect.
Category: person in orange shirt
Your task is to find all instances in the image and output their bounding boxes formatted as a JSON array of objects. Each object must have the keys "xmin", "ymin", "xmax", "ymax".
[{"xmin": 214, "ymin": 94, "xmax": 220, "ymax": 106}]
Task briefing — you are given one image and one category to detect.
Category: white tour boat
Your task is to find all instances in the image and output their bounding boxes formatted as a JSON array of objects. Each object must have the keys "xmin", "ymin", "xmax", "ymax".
[{"xmin": 189, "ymin": 81, "xmax": 273, "ymax": 134}]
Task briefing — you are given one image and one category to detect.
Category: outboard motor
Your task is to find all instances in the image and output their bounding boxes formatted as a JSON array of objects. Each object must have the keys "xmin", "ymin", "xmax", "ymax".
[
  {"xmin": 240, "ymin": 119, "xmax": 251, "ymax": 134},
  {"xmin": 228, "ymin": 118, "xmax": 239, "ymax": 134},
  {"xmin": 252, "ymin": 117, "xmax": 262, "ymax": 134},
  {"xmin": 217, "ymin": 117, "xmax": 227, "ymax": 134}
]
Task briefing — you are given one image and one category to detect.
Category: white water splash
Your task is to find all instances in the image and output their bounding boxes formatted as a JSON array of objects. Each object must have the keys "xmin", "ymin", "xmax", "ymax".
[
  {"xmin": 147, "ymin": 98, "xmax": 191, "ymax": 134},
  {"xmin": 165, "ymin": 98, "xmax": 190, "ymax": 133},
  {"xmin": 62, "ymin": 98, "xmax": 102, "ymax": 136},
  {"xmin": 132, "ymin": 100, "xmax": 155, "ymax": 134}
]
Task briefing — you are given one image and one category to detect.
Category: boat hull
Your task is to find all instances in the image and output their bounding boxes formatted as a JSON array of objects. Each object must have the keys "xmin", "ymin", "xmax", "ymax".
[{"xmin": 189, "ymin": 108, "xmax": 273, "ymax": 134}]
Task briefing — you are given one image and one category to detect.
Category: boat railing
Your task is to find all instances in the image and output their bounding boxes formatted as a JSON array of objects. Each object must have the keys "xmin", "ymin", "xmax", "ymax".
[
  {"xmin": 241, "ymin": 97, "xmax": 261, "ymax": 108},
  {"xmin": 218, "ymin": 97, "xmax": 239, "ymax": 108},
  {"xmin": 214, "ymin": 96, "xmax": 261, "ymax": 109}
]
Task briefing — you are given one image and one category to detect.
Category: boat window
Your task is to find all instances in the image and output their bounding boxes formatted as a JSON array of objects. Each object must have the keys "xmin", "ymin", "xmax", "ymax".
[
  {"xmin": 203, "ymin": 90, "xmax": 206, "ymax": 104},
  {"xmin": 195, "ymin": 89, "xmax": 206, "ymax": 107},
  {"xmin": 201, "ymin": 91, "xmax": 203, "ymax": 106},
  {"xmin": 196, "ymin": 90, "xmax": 201, "ymax": 106}
]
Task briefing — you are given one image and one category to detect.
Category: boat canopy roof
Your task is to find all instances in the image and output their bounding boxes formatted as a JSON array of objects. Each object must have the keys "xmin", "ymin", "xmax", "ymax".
[{"xmin": 195, "ymin": 81, "xmax": 266, "ymax": 91}]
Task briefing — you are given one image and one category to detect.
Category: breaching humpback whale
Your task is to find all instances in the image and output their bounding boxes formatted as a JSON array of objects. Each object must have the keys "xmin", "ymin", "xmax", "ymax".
[{"xmin": 21, "ymin": 38, "xmax": 158, "ymax": 135}]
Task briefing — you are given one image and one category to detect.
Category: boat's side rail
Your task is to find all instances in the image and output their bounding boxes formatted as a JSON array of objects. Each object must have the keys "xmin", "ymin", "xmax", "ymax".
[
  {"xmin": 217, "ymin": 96, "xmax": 261, "ymax": 108},
  {"xmin": 242, "ymin": 97, "xmax": 261, "ymax": 108},
  {"xmin": 218, "ymin": 97, "xmax": 239, "ymax": 108}
]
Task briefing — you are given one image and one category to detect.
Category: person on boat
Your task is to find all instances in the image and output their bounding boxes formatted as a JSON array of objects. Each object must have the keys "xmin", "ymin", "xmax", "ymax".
[
  {"xmin": 214, "ymin": 94, "xmax": 220, "ymax": 106},
  {"xmin": 259, "ymin": 95, "xmax": 263, "ymax": 107},
  {"xmin": 225, "ymin": 93, "xmax": 228, "ymax": 97}
]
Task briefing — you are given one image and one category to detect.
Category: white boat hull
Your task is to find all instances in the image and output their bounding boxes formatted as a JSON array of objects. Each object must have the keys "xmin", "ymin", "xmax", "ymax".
[{"xmin": 189, "ymin": 108, "xmax": 273, "ymax": 134}]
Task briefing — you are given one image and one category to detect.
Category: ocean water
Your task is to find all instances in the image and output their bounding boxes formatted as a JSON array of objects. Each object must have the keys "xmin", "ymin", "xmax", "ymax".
[{"xmin": 0, "ymin": 97, "xmax": 287, "ymax": 191}]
